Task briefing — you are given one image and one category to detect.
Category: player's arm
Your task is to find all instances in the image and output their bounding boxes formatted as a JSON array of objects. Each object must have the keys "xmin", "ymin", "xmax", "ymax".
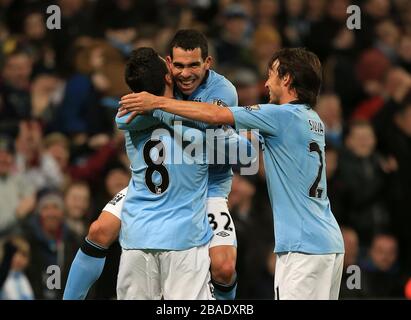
[
  {"xmin": 115, "ymin": 110, "xmax": 160, "ymax": 131},
  {"xmin": 119, "ymin": 92, "xmax": 235, "ymax": 126},
  {"xmin": 152, "ymin": 110, "xmax": 212, "ymax": 131}
]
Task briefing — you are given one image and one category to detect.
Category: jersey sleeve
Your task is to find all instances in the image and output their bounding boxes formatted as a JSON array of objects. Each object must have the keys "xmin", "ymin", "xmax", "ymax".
[
  {"xmin": 228, "ymin": 104, "xmax": 288, "ymax": 136},
  {"xmin": 115, "ymin": 112, "xmax": 160, "ymax": 131},
  {"xmin": 206, "ymin": 82, "xmax": 238, "ymax": 107},
  {"xmin": 152, "ymin": 110, "xmax": 210, "ymax": 131}
]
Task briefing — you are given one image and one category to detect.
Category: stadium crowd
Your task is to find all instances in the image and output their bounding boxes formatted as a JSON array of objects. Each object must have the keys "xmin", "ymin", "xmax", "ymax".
[{"xmin": 1, "ymin": 0, "xmax": 411, "ymax": 299}]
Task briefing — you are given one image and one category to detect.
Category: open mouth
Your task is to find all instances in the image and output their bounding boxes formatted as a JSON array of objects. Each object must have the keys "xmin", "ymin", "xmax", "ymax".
[{"xmin": 178, "ymin": 78, "xmax": 196, "ymax": 90}]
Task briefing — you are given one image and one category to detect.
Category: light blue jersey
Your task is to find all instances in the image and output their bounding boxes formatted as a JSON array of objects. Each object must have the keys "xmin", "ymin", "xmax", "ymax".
[
  {"xmin": 175, "ymin": 70, "xmax": 238, "ymax": 198},
  {"xmin": 116, "ymin": 115, "xmax": 213, "ymax": 250},
  {"xmin": 229, "ymin": 103, "xmax": 344, "ymax": 254}
]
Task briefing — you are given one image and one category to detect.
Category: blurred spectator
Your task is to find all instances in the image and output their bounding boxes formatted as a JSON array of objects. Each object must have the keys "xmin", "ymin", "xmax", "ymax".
[
  {"xmin": 215, "ymin": 3, "xmax": 253, "ymax": 67},
  {"xmin": 0, "ymin": 236, "xmax": 34, "ymax": 300},
  {"xmin": 250, "ymin": 25, "xmax": 282, "ymax": 85},
  {"xmin": 378, "ymin": 98, "xmax": 411, "ymax": 269},
  {"xmin": 15, "ymin": 121, "xmax": 65, "ymax": 192},
  {"xmin": 22, "ymin": 10, "xmax": 56, "ymax": 75},
  {"xmin": 255, "ymin": 0, "xmax": 280, "ymax": 27},
  {"xmin": 306, "ymin": 0, "xmax": 327, "ymax": 23},
  {"xmin": 359, "ymin": 0, "xmax": 392, "ymax": 50},
  {"xmin": 228, "ymin": 172, "xmax": 256, "ymax": 299},
  {"xmin": 360, "ymin": 234, "xmax": 405, "ymax": 298},
  {"xmin": 0, "ymin": 50, "xmax": 33, "ymax": 136},
  {"xmin": 53, "ymin": 39, "xmax": 127, "ymax": 136},
  {"xmin": 374, "ymin": 20, "xmax": 400, "ymax": 63},
  {"xmin": 325, "ymin": 143, "xmax": 344, "ymax": 223},
  {"xmin": 22, "ymin": 191, "xmax": 79, "ymax": 299},
  {"xmin": 228, "ymin": 67, "xmax": 261, "ymax": 106},
  {"xmin": 64, "ymin": 181, "xmax": 91, "ymax": 243},
  {"xmin": 316, "ymin": 94, "xmax": 344, "ymax": 147},
  {"xmin": 251, "ymin": 245, "xmax": 275, "ymax": 299},
  {"xmin": 30, "ymin": 73, "xmax": 63, "ymax": 128},
  {"xmin": 342, "ymin": 226, "xmax": 360, "ymax": 269},
  {"xmin": 339, "ymin": 226, "xmax": 365, "ymax": 299},
  {"xmin": 306, "ymin": 0, "xmax": 353, "ymax": 61},
  {"xmin": 0, "ymin": 239, "xmax": 17, "ymax": 289},
  {"xmin": 94, "ymin": 0, "xmax": 158, "ymax": 33},
  {"xmin": 355, "ymin": 49, "xmax": 391, "ymax": 98},
  {"xmin": 353, "ymin": 66, "xmax": 411, "ymax": 124},
  {"xmin": 0, "ymin": 135, "xmax": 35, "ymax": 237},
  {"xmin": 42, "ymin": 131, "xmax": 124, "ymax": 188},
  {"xmin": 400, "ymin": 1, "xmax": 411, "ymax": 35},
  {"xmin": 228, "ymin": 172, "xmax": 272, "ymax": 299},
  {"xmin": 51, "ymin": 0, "xmax": 93, "ymax": 74},
  {"xmin": 279, "ymin": 0, "xmax": 310, "ymax": 47},
  {"xmin": 89, "ymin": 163, "xmax": 129, "ymax": 299},
  {"xmin": 398, "ymin": 35, "xmax": 411, "ymax": 73},
  {"xmin": 336, "ymin": 120, "xmax": 390, "ymax": 243}
]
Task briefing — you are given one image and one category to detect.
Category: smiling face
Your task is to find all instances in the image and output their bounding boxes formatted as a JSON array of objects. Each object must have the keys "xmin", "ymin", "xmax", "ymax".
[{"xmin": 167, "ymin": 47, "xmax": 211, "ymax": 96}]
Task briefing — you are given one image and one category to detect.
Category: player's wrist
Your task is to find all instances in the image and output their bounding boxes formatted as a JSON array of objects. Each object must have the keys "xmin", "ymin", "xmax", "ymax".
[{"xmin": 155, "ymin": 96, "xmax": 171, "ymax": 110}]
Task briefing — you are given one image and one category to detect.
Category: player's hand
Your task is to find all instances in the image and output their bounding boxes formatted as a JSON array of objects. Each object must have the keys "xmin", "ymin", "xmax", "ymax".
[{"xmin": 119, "ymin": 92, "xmax": 159, "ymax": 113}]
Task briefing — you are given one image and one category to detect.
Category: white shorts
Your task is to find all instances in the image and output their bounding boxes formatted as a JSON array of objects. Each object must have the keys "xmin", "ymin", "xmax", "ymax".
[
  {"xmin": 102, "ymin": 188, "xmax": 127, "ymax": 220},
  {"xmin": 207, "ymin": 198, "xmax": 237, "ymax": 248},
  {"xmin": 274, "ymin": 252, "xmax": 344, "ymax": 300},
  {"xmin": 116, "ymin": 243, "xmax": 214, "ymax": 300}
]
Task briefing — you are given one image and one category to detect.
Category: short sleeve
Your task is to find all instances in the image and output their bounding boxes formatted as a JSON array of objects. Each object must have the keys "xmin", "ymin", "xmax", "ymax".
[
  {"xmin": 116, "ymin": 112, "xmax": 160, "ymax": 131},
  {"xmin": 229, "ymin": 104, "xmax": 288, "ymax": 136},
  {"xmin": 206, "ymin": 82, "xmax": 238, "ymax": 107}
]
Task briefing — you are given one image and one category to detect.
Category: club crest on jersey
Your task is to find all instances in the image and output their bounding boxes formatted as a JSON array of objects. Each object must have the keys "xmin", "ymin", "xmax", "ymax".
[
  {"xmin": 213, "ymin": 99, "xmax": 228, "ymax": 108},
  {"xmin": 244, "ymin": 104, "xmax": 261, "ymax": 111},
  {"xmin": 109, "ymin": 192, "xmax": 125, "ymax": 205}
]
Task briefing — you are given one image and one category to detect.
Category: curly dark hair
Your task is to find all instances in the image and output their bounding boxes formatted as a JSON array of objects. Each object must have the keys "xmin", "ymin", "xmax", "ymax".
[{"xmin": 125, "ymin": 47, "xmax": 168, "ymax": 95}]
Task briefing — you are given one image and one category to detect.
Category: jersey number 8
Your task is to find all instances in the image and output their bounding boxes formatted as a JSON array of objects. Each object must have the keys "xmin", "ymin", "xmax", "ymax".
[{"xmin": 143, "ymin": 139, "xmax": 169, "ymax": 194}]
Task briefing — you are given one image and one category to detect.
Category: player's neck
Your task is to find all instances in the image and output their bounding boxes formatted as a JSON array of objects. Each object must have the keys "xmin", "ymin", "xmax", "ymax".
[
  {"xmin": 164, "ymin": 85, "xmax": 174, "ymax": 98},
  {"xmin": 280, "ymin": 88, "xmax": 298, "ymax": 104}
]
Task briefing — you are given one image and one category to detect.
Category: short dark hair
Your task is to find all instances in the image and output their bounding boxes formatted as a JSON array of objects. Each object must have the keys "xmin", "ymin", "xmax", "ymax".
[
  {"xmin": 269, "ymin": 48, "xmax": 322, "ymax": 107},
  {"xmin": 125, "ymin": 47, "xmax": 168, "ymax": 95},
  {"xmin": 168, "ymin": 29, "xmax": 208, "ymax": 60}
]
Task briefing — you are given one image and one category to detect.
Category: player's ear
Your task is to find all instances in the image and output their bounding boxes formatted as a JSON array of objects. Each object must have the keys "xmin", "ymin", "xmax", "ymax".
[
  {"xmin": 165, "ymin": 73, "xmax": 173, "ymax": 86},
  {"xmin": 204, "ymin": 56, "xmax": 212, "ymax": 70},
  {"xmin": 166, "ymin": 56, "xmax": 173, "ymax": 68},
  {"xmin": 282, "ymin": 73, "xmax": 292, "ymax": 87}
]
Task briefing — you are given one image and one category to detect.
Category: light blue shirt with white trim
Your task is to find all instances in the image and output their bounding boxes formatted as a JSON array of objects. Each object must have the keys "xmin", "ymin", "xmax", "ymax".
[
  {"xmin": 229, "ymin": 103, "xmax": 344, "ymax": 254},
  {"xmin": 116, "ymin": 115, "xmax": 212, "ymax": 250},
  {"xmin": 174, "ymin": 70, "xmax": 239, "ymax": 199}
]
